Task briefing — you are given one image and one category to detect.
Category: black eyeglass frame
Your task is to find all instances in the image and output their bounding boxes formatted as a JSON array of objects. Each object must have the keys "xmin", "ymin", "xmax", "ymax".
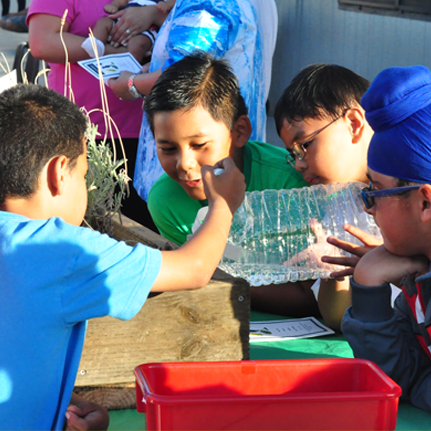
[
  {"xmin": 360, "ymin": 183, "xmax": 422, "ymax": 209},
  {"xmin": 286, "ymin": 109, "xmax": 349, "ymax": 167}
]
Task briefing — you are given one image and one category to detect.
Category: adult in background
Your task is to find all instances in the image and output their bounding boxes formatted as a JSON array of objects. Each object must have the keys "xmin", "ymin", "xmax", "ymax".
[
  {"xmin": 1, "ymin": 0, "xmax": 25, "ymax": 18},
  {"xmin": 0, "ymin": 0, "xmax": 27, "ymax": 32},
  {"xmin": 27, "ymin": 1, "xmax": 160, "ymax": 230},
  {"xmin": 109, "ymin": 0, "xmax": 278, "ymax": 201}
]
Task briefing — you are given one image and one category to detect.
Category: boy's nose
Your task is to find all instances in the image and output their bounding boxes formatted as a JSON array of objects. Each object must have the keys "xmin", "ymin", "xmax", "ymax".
[
  {"xmin": 294, "ymin": 158, "xmax": 307, "ymax": 172},
  {"xmin": 177, "ymin": 150, "xmax": 197, "ymax": 172}
]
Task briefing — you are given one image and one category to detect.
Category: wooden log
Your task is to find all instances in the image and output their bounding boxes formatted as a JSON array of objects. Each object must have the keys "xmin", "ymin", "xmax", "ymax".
[{"xmin": 75, "ymin": 215, "xmax": 250, "ymax": 392}]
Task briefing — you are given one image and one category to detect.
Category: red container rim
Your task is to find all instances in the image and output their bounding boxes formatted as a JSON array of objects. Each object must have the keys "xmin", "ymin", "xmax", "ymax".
[{"xmin": 134, "ymin": 358, "xmax": 402, "ymax": 406}]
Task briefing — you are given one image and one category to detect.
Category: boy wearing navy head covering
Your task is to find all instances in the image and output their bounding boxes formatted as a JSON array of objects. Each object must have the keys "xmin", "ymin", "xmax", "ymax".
[{"xmin": 342, "ymin": 65, "xmax": 431, "ymax": 412}]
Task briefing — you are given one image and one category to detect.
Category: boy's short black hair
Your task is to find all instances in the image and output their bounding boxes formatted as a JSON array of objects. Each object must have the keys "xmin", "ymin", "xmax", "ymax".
[
  {"xmin": 274, "ymin": 63, "xmax": 370, "ymax": 135},
  {"xmin": 0, "ymin": 84, "xmax": 87, "ymax": 204},
  {"xmin": 145, "ymin": 52, "xmax": 248, "ymax": 133}
]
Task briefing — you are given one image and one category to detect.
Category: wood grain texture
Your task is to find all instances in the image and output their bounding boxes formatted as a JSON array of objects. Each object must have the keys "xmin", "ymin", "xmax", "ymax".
[{"xmin": 75, "ymin": 216, "xmax": 250, "ymax": 387}]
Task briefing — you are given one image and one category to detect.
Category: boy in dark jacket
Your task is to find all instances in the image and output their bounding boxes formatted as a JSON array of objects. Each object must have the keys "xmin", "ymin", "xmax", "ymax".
[{"xmin": 342, "ymin": 65, "xmax": 431, "ymax": 412}]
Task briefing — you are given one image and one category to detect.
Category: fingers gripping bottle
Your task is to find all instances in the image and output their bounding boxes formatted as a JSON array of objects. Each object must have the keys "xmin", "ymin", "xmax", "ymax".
[{"xmin": 213, "ymin": 182, "xmax": 381, "ymax": 286}]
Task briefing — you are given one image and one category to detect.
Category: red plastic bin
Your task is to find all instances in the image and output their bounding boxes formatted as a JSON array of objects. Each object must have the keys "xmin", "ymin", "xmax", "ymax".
[{"xmin": 134, "ymin": 358, "xmax": 401, "ymax": 431}]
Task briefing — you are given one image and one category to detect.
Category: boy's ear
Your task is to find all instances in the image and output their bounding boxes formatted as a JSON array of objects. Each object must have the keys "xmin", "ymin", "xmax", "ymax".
[
  {"xmin": 46, "ymin": 155, "xmax": 69, "ymax": 197},
  {"xmin": 419, "ymin": 184, "xmax": 431, "ymax": 223},
  {"xmin": 231, "ymin": 115, "xmax": 252, "ymax": 148},
  {"xmin": 346, "ymin": 107, "xmax": 366, "ymax": 144}
]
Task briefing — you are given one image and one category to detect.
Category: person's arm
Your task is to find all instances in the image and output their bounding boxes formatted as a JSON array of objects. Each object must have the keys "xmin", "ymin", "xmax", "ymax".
[
  {"xmin": 157, "ymin": 0, "xmax": 176, "ymax": 14},
  {"xmin": 250, "ymin": 280, "xmax": 320, "ymax": 317},
  {"xmin": 353, "ymin": 245, "xmax": 428, "ymax": 287},
  {"xmin": 109, "ymin": 3, "xmax": 235, "ymax": 100},
  {"xmin": 28, "ymin": 13, "xmax": 125, "ymax": 64},
  {"xmin": 318, "ymin": 278, "xmax": 351, "ymax": 331},
  {"xmin": 65, "ymin": 392, "xmax": 109, "ymax": 431},
  {"xmin": 108, "ymin": 5, "xmax": 167, "ymax": 46},
  {"xmin": 323, "ymin": 241, "xmax": 427, "ymax": 332},
  {"xmin": 342, "ymin": 249, "xmax": 431, "ymax": 411},
  {"xmin": 104, "ymin": 0, "xmax": 128, "ymax": 15},
  {"xmin": 321, "ymin": 224, "xmax": 383, "ymax": 278},
  {"xmin": 316, "ymin": 224, "xmax": 383, "ymax": 330},
  {"xmin": 151, "ymin": 157, "xmax": 245, "ymax": 292},
  {"xmin": 108, "ymin": 69, "xmax": 161, "ymax": 100}
]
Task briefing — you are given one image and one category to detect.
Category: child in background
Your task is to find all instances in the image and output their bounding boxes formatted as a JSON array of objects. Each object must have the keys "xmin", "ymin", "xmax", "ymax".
[
  {"xmin": 342, "ymin": 65, "xmax": 431, "ymax": 412},
  {"xmin": 146, "ymin": 53, "xmax": 320, "ymax": 318},
  {"xmin": 271, "ymin": 63, "xmax": 376, "ymax": 330},
  {"xmin": 81, "ymin": 0, "xmax": 176, "ymax": 62},
  {"xmin": 0, "ymin": 84, "xmax": 245, "ymax": 430}
]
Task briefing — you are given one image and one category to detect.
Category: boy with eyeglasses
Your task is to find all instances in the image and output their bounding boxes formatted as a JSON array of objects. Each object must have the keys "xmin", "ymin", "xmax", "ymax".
[
  {"xmin": 275, "ymin": 63, "xmax": 373, "ymax": 186},
  {"xmin": 341, "ymin": 65, "xmax": 431, "ymax": 412},
  {"xmin": 268, "ymin": 63, "xmax": 377, "ymax": 330}
]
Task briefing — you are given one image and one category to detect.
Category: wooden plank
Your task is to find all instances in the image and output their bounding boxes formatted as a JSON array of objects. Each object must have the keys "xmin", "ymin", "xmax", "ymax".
[
  {"xmin": 111, "ymin": 214, "xmax": 179, "ymax": 251},
  {"xmin": 75, "ymin": 216, "xmax": 250, "ymax": 387}
]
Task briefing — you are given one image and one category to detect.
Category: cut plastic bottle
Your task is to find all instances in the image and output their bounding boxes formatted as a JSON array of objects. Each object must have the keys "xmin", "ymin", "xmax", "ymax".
[{"xmin": 214, "ymin": 182, "xmax": 382, "ymax": 286}]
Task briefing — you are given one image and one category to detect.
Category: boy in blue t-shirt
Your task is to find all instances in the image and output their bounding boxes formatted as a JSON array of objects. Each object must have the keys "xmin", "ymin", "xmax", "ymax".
[
  {"xmin": 0, "ymin": 84, "xmax": 245, "ymax": 430},
  {"xmin": 341, "ymin": 65, "xmax": 431, "ymax": 412}
]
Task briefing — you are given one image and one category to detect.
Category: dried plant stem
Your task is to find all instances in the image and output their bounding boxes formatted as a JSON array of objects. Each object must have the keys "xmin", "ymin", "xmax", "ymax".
[
  {"xmin": 85, "ymin": 123, "xmax": 129, "ymax": 234},
  {"xmin": 86, "ymin": 31, "xmax": 129, "ymax": 187},
  {"xmin": 34, "ymin": 65, "xmax": 51, "ymax": 85},
  {"xmin": 0, "ymin": 11, "xmax": 129, "ymax": 233},
  {"xmin": 60, "ymin": 9, "xmax": 74, "ymax": 102},
  {"xmin": 0, "ymin": 52, "xmax": 11, "ymax": 76}
]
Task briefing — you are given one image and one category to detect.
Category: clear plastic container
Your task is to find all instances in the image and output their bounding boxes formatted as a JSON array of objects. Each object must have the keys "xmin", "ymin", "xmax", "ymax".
[{"xmin": 215, "ymin": 182, "xmax": 381, "ymax": 286}]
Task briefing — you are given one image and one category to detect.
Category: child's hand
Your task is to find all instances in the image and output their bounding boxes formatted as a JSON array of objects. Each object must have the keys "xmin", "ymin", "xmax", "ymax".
[
  {"xmin": 109, "ymin": 5, "xmax": 164, "ymax": 46},
  {"xmin": 283, "ymin": 219, "xmax": 345, "ymax": 279},
  {"xmin": 104, "ymin": 4, "xmax": 119, "ymax": 14},
  {"xmin": 65, "ymin": 396, "xmax": 109, "ymax": 431},
  {"xmin": 156, "ymin": 0, "xmax": 174, "ymax": 14},
  {"xmin": 108, "ymin": 70, "xmax": 134, "ymax": 100},
  {"xmin": 353, "ymin": 245, "xmax": 429, "ymax": 287},
  {"xmin": 156, "ymin": 3, "xmax": 168, "ymax": 13},
  {"xmin": 321, "ymin": 224, "xmax": 383, "ymax": 279},
  {"xmin": 141, "ymin": 62, "xmax": 151, "ymax": 73},
  {"xmin": 201, "ymin": 157, "xmax": 245, "ymax": 216}
]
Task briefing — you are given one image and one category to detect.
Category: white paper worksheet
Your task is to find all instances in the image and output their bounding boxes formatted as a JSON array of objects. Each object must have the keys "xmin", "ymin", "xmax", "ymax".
[
  {"xmin": 250, "ymin": 317, "xmax": 334, "ymax": 342},
  {"xmin": 78, "ymin": 53, "xmax": 142, "ymax": 82}
]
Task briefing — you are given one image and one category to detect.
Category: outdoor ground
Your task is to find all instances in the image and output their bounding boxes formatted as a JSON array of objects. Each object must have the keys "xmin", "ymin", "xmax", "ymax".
[{"xmin": 0, "ymin": 20, "xmax": 28, "ymax": 74}]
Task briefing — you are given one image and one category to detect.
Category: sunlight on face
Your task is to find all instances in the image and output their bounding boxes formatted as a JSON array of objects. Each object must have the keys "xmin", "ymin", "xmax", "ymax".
[
  {"xmin": 280, "ymin": 115, "xmax": 367, "ymax": 186},
  {"xmin": 154, "ymin": 106, "xmax": 234, "ymax": 201}
]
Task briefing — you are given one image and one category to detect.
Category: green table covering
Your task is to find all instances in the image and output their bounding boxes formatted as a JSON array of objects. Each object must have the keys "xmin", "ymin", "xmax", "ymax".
[{"xmin": 108, "ymin": 311, "xmax": 431, "ymax": 430}]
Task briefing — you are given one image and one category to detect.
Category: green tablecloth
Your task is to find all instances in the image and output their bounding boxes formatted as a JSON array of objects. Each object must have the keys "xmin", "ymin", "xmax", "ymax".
[{"xmin": 108, "ymin": 311, "xmax": 431, "ymax": 430}]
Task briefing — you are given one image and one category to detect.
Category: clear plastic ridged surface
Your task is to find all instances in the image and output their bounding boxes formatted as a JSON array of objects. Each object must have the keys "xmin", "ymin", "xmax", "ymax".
[{"xmin": 218, "ymin": 182, "xmax": 381, "ymax": 286}]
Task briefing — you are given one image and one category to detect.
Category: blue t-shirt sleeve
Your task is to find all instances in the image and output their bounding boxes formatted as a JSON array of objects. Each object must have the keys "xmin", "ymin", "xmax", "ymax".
[
  {"xmin": 58, "ymin": 221, "xmax": 162, "ymax": 325},
  {"xmin": 161, "ymin": 0, "xmax": 239, "ymax": 70}
]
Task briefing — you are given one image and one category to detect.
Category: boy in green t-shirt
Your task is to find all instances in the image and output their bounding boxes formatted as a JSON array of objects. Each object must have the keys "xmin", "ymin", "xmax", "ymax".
[
  {"xmin": 147, "ymin": 59, "xmax": 307, "ymax": 246},
  {"xmin": 146, "ymin": 53, "xmax": 319, "ymax": 318}
]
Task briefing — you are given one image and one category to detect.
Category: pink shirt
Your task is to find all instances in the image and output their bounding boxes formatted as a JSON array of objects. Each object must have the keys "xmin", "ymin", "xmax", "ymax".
[{"xmin": 28, "ymin": 0, "xmax": 143, "ymax": 138}]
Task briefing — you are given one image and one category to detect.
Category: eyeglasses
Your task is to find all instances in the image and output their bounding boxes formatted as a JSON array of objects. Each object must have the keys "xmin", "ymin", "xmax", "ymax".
[
  {"xmin": 360, "ymin": 183, "xmax": 421, "ymax": 209},
  {"xmin": 286, "ymin": 111, "xmax": 348, "ymax": 167}
]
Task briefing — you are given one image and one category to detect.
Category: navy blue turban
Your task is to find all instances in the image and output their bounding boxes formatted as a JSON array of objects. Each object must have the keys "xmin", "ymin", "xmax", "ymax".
[{"xmin": 361, "ymin": 65, "xmax": 431, "ymax": 183}]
